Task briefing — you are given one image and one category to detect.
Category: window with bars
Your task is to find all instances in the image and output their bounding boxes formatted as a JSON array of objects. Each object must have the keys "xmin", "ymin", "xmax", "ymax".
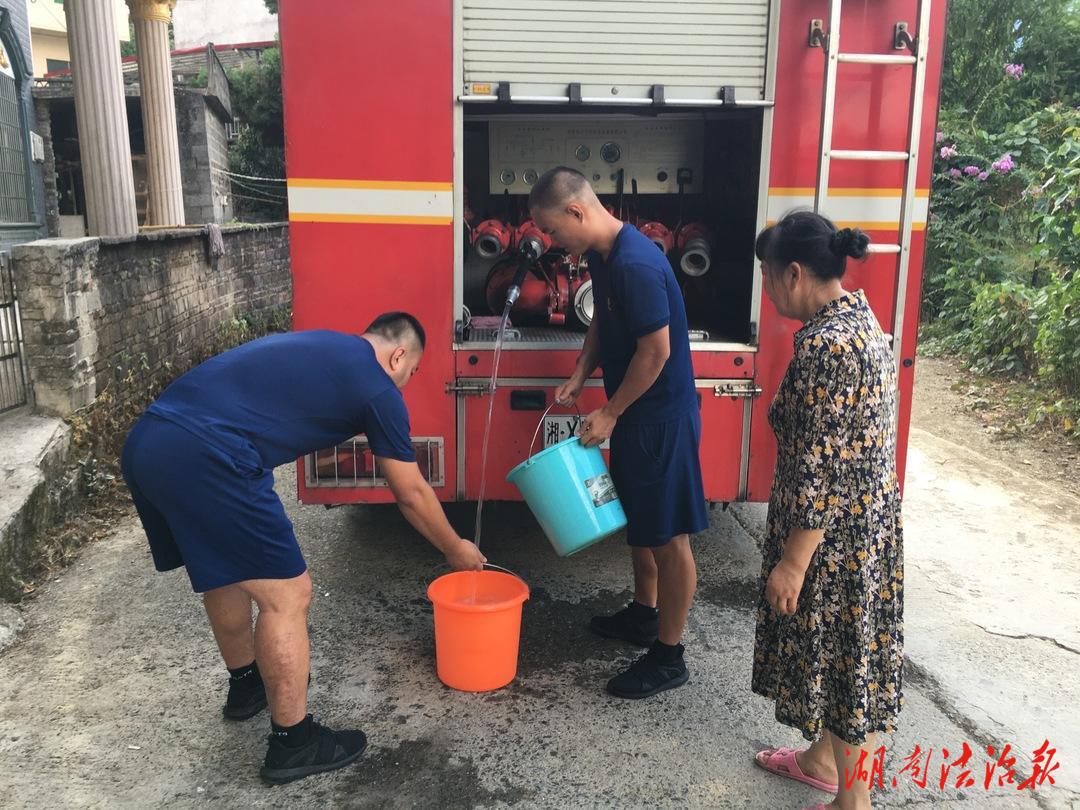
[{"xmin": 0, "ymin": 71, "xmax": 30, "ymax": 225}]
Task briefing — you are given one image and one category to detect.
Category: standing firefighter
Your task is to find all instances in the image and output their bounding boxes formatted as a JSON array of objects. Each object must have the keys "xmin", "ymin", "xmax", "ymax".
[
  {"xmin": 530, "ymin": 167, "xmax": 708, "ymax": 698},
  {"xmin": 121, "ymin": 313, "xmax": 485, "ymax": 784}
]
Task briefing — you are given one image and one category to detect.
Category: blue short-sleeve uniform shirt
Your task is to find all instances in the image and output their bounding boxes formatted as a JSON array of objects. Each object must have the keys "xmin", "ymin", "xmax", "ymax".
[
  {"xmin": 146, "ymin": 330, "xmax": 416, "ymax": 467},
  {"xmin": 587, "ymin": 224, "xmax": 697, "ymax": 424}
]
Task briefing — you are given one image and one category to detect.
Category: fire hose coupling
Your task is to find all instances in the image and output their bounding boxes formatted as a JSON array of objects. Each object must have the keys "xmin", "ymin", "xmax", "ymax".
[
  {"xmin": 503, "ymin": 221, "xmax": 552, "ymax": 308},
  {"xmin": 638, "ymin": 221, "xmax": 674, "ymax": 255},
  {"xmin": 514, "ymin": 220, "xmax": 552, "ymax": 262},
  {"xmin": 472, "ymin": 219, "xmax": 514, "ymax": 260},
  {"xmin": 676, "ymin": 223, "xmax": 714, "ymax": 277}
]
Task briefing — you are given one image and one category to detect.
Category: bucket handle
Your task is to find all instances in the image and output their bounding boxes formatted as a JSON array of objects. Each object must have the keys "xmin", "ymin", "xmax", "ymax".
[
  {"xmin": 527, "ymin": 401, "xmax": 584, "ymax": 462},
  {"xmin": 433, "ymin": 561, "xmax": 526, "ymax": 583},
  {"xmin": 482, "ymin": 562, "xmax": 526, "ymax": 582}
]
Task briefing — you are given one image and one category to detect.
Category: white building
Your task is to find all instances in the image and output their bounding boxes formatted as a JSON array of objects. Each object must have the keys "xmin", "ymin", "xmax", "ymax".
[
  {"xmin": 172, "ymin": 0, "xmax": 277, "ymax": 50},
  {"xmin": 26, "ymin": 0, "xmax": 130, "ymax": 77}
]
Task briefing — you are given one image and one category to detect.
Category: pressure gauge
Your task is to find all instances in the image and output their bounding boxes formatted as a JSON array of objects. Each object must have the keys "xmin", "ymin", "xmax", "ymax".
[
  {"xmin": 600, "ymin": 141, "xmax": 622, "ymax": 164},
  {"xmin": 500, "ymin": 169, "xmax": 516, "ymax": 186},
  {"xmin": 574, "ymin": 144, "xmax": 591, "ymax": 162},
  {"xmin": 523, "ymin": 169, "xmax": 539, "ymax": 185}
]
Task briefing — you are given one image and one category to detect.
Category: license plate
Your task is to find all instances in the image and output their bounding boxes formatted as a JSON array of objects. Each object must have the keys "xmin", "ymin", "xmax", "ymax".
[{"xmin": 543, "ymin": 415, "xmax": 610, "ymax": 449}]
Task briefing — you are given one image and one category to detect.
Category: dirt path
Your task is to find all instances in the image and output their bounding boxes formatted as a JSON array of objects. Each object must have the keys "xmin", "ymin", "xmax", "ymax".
[{"xmin": 910, "ymin": 356, "xmax": 1080, "ymax": 502}]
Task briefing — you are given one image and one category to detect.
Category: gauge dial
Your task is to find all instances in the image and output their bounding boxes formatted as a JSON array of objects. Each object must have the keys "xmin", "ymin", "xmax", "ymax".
[
  {"xmin": 500, "ymin": 169, "xmax": 515, "ymax": 185},
  {"xmin": 523, "ymin": 169, "xmax": 539, "ymax": 185},
  {"xmin": 574, "ymin": 144, "xmax": 591, "ymax": 162},
  {"xmin": 600, "ymin": 142, "xmax": 622, "ymax": 164}
]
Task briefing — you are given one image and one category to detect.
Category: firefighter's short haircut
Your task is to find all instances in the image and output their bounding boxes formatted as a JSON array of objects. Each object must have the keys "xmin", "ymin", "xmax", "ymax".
[
  {"xmin": 364, "ymin": 311, "xmax": 426, "ymax": 350},
  {"xmin": 529, "ymin": 166, "xmax": 591, "ymax": 211}
]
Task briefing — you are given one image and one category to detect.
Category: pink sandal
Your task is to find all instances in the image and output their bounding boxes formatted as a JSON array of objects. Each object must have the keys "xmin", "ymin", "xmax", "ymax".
[{"xmin": 754, "ymin": 747, "xmax": 839, "ymax": 793}]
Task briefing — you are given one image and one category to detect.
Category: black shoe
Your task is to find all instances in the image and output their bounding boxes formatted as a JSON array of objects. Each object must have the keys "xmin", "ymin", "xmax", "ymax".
[
  {"xmin": 260, "ymin": 717, "xmax": 367, "ymax": 785},
  {"xmin": 223, "ymin": 678, "xmax": 268, "ymax": 721},
  {"xmin": 589, "ymin": 602, "xmax": 659, "ymax": 647},
  {"xmin": 606, "ymin": 642, "xmax": 689, "ymax": 699},
  {"xmin": 224, "ymin": 671, "xmax": 313, "ymax": 721}
]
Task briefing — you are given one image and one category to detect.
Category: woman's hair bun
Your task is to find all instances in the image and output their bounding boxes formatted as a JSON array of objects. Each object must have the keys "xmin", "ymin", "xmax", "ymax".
[{"xmin": 829, "ymin": 227, "xmax": 870, "ymax": 260}]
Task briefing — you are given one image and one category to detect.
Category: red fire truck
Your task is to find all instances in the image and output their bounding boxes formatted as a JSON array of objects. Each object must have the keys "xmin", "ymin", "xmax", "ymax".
[{"xmin": 277, "ymin": 0, "xmax": 945, "ymax": 507}]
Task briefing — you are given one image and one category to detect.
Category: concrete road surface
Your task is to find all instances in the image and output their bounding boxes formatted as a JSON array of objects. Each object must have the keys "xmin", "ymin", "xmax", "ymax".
[{"xmin": 1, "ymin": 359, "xmax": 1077, "ymax": 809}]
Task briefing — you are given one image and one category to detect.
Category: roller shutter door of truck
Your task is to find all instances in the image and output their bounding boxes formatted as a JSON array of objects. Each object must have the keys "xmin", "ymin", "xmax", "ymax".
[{"xmin": 461, "ymin": 0, "xmax": 771, "ymax": 102}]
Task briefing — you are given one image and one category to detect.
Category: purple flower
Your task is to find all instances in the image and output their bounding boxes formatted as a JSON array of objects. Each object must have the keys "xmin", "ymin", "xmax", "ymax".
[
  {"xmin": 1005, "ymin": 63, "xmax": 1024, "ymax": 79},
  {"xmin": 940, "ymin": 145, "xmax": 958, "ymax": 159},
  {"xmin": 992, "ymin": 153, "xmax": 1015, "ymax": 173},
  {"xmin": 936, "ymin": 131, "xmax": 946, "ymax": 144},
  {"xmin": 949, "ymin": 168, "xmax": 963, "ymax": 178},
  {"xmin": 964, "ymin": 165, "xmax": 981, "ymax": 176},
  {"xmin": 978, "ymin": 171, "xmax": 989, "ymax": 181}
]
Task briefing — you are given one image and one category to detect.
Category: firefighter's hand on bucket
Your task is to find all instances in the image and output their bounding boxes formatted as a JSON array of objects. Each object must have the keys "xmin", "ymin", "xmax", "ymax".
[
  {"xmin": 378, "ymin": 458, "xmax": 486, "ymax": 572},
  {"xmin": 554, "ymin": 376, "xmax": 584, "ymax": 407},
  {"xmin": 579, "ymin": 406, "xmax": 617, "ymax": 448},
  {"xmin": 446, "ymin": 538, "xmax": 487, "ymax": 571}
]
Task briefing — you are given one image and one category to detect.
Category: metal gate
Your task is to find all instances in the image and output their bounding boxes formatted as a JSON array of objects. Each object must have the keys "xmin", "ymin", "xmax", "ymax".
[{"xmin": 0, "ymin": 252, "xmax": 27, "ymax": 413}]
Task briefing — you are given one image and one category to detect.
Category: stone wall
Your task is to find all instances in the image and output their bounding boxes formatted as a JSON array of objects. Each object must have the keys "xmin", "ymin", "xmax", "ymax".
[
  {"xmin": 204, "ymin": 99, "xmax": 235, "ymax": 224},
  {"xmin": 176, "ymin": 92, "xmax": 234, "ymax": 226},
  {"xmin": 10, "ymin": 224, "xmax": 290, "ymax": 417}
]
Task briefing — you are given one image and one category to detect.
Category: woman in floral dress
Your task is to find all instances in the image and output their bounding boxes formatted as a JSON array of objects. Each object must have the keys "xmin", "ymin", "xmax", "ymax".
[{"xmin": 750, "ymin": 211, "xmax": 903, "ymax": 810}]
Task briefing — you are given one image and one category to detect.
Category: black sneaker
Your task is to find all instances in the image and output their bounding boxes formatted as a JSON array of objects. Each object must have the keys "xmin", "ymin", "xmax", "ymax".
[
  {"xmin": 260, "ymin": 717, "xmax": 367, "ymax": 785},
  {"xmin": 589, "ymin": 602, "xmax": 659, "ymax": 647},
  {"xmin": 223, "ymin": 677, "xmax": 268, "ymax": 721},
  {"xmin": 606, "ymin": 642, "xmax": 689, "ymax": 699},
  {"xmin": 224, "ymin": 671, "xmax": 312, "ymax": 721}
]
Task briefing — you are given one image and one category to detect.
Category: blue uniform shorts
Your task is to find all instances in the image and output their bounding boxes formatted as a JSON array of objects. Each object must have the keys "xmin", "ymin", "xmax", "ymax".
[
  {"xmin": 609, "ymin": 409, "xmax": 709, "ymax": 548},
  {"xmin": 121, "ymin": 414, "xmax": 306, "ymax": 593}
]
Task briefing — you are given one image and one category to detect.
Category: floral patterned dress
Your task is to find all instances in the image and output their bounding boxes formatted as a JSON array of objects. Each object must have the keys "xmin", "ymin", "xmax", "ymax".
[{"xmin": 752, "ymin": 290, "xmax": 904, "ymax": 745}]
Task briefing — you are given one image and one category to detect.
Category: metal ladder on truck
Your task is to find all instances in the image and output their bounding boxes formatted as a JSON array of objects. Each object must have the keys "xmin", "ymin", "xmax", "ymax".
[{"xmin": 810, "ymin": 0, "xmax": 933, "ymax": 361}]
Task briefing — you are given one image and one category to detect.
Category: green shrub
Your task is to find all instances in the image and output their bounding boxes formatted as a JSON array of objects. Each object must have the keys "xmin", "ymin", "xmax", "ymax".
[
  {"xmin": 964, "ymin": 281, "xmax": 1040, "ymax": 374},
  {"xmin": 1034, "ymin": 272, "xmax": 1080, "ymax": 395}
]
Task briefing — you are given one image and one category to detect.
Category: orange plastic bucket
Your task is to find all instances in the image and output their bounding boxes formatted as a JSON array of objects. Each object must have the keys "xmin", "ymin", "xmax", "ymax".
[{"xmin": 426, "ymin": 569, "xmax": 530, "ymax": 692}]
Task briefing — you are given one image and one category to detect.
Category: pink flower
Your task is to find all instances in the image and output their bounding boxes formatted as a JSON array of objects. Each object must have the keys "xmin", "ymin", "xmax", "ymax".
[
  {"xmin": 936, "ymin": 131, "xmax": 946, "ymax": 144},
  {"xmin": 992, "ymin": 153, "xmax": 1015, "ymax": 172},
  {"xmin": 1005, "ymin": 63, "xmax": 1024, "ymax": 79},
  {"xmin": 964, "ymin": 165, "xmax": 981, "ymax": 176},
  {"xmin": 978, "ymin": 171, "xmax": 989, "ymax": 181},
  {"xmin": 949, "ymin": 168, "xmax": 963, "ymax": 178},
  {"xmin": 940, "ymin": 145, "xmax": 958, "ymax": 159}
]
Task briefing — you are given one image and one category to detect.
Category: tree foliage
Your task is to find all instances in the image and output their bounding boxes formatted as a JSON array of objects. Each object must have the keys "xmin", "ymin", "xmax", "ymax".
[
  {"xmin": 925, "ymin": 0, "xmax": 1080, "ymax": 431},
  {"xmin": 226, "ymin": 42, "xmax": 285, "ymax": 219}
]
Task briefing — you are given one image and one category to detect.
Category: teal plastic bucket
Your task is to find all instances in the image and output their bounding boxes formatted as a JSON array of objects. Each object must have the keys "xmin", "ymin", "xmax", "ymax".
[{"xmin": 507, "ymin": 410, "xmax": 627, "ymax": 556}]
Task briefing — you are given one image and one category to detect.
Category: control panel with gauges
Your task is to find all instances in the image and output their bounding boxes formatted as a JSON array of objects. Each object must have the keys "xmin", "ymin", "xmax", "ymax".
[{"xmin": 487, "ymin": 118, "xmax": 705, "ymax": 196}]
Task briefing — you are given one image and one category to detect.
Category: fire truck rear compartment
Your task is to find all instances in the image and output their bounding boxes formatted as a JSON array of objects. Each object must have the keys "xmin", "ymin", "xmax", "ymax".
[{"xmin": 460, "ymin": 110, "xmax": 763, "ymax": 348}]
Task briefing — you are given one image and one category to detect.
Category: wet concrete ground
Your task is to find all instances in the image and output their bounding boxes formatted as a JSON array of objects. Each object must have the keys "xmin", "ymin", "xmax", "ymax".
[{"xmin": 1, "ymin": 359, "xmax": 1078, "ymax": 808}]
